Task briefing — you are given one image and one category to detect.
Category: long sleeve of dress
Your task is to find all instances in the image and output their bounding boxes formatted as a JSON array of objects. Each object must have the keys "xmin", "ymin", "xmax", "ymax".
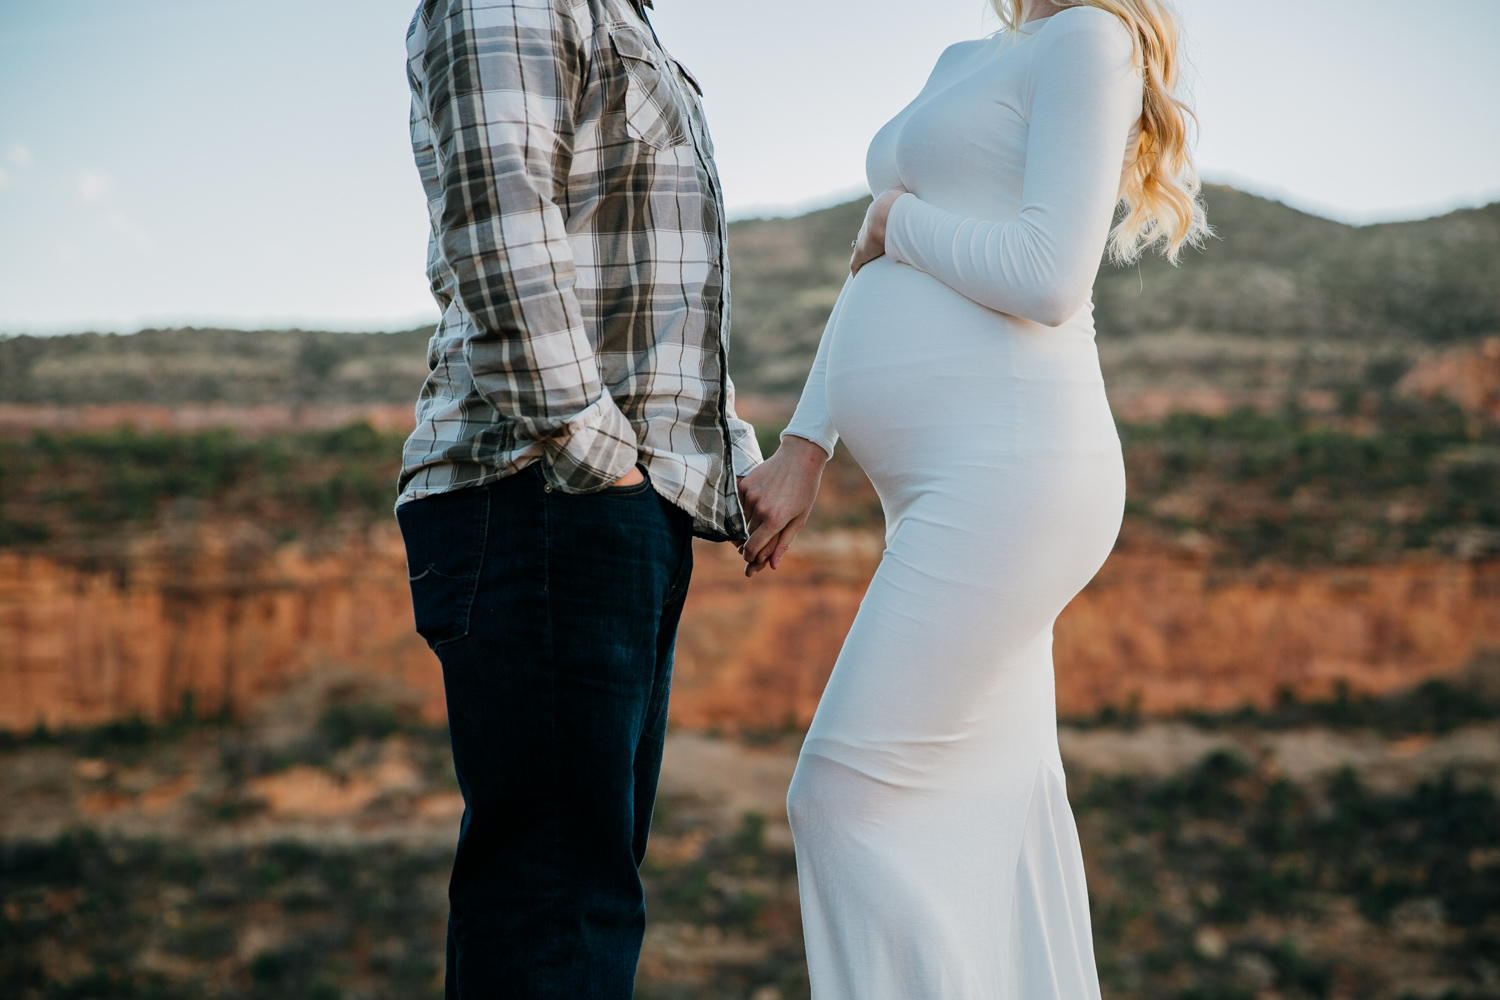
[
  {"xmin": 883, "ymin": 8, "xmax": 1143, "ymax": 327},
  {"xmin": 781, "ymin": 277, "xmax": 854, "ymax": 458}
]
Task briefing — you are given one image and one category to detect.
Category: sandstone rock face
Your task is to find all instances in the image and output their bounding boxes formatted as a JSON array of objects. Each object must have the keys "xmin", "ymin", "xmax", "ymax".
[
  {"xmin": 1051, "ymin": 550, "xmax": 1500, "ymax": 715},
  {"xmin": 672, "ymin": 539, "xmax": 1500, "ymax": 727},
  {"xmin": 2, "ymin": 527, "xmax": 1497, "ymax": 732},
  {"xmin": 0, "ymin": 526, "xmax": 442, "ymax": 732},
  {"xmin": 669, "ymin": 532, "xmax": 884, "ymax": 731}
]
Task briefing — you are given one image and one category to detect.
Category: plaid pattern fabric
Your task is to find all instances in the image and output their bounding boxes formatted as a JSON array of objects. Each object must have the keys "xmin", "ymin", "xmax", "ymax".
[{"xmin": 398, "ymin": 0, "xmax": 761, "ymax": 542}]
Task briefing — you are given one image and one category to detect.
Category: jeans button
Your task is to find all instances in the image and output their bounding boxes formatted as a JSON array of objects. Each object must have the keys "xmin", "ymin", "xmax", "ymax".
[{"xmin": 543, "ymin": 483, "xmax": 553, "ymax": 493}]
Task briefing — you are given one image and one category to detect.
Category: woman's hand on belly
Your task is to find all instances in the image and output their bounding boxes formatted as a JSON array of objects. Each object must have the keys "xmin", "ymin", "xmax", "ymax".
[
  {"xmin": 851, "ymin": 186, "xmax": 908, "ymax": 276},
  {"xmin": 736, "ymin": 435, "xmax": 830, "ymax": 577}
]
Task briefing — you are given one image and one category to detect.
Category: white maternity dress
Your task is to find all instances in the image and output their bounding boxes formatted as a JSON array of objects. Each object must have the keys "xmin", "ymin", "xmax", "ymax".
[{"xmin": 780, "ymin": 9, "xmax": 1143, "ymax": 999}]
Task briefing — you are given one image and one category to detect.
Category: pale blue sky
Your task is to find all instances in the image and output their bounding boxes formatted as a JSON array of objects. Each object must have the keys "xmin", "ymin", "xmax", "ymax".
[{"xmin": 1, "ymin": 0, "xmax": 1497, "ymax": 334}]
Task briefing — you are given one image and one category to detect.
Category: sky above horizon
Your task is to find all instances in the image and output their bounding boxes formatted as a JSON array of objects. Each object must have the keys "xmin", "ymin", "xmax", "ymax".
[{"xmin": 1, "ymin": 0, "xmax": 1497, "ymax": 335}]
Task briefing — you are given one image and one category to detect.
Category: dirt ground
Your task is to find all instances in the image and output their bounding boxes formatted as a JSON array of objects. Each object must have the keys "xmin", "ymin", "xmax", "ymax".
[{"xmin": 4, "ymin": 692, "xmax": 1499, "ymax": 1000}]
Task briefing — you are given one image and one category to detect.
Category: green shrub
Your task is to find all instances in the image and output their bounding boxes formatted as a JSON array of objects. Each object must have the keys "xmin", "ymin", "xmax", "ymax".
[
  {"xmin": 1117, "ymin": 396, "xmax": 1496, "ymax": 565},
  {"xmin": 0, "ymin": 423, "xmax": 405, "ymax": 548}
]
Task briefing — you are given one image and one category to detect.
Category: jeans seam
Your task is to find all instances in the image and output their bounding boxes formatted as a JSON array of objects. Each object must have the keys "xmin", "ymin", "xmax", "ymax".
[
  {"xmin": 664, "ymin": 535, "xmax": 693, "ymax": 608},
  {"xmin": 539, "ymin": 471, "xmax": 564, "ymax": 973}
]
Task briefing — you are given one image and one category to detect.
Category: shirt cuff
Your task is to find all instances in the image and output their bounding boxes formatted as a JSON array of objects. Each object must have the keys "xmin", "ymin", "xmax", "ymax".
[
  {"xmin": 883, "ymin": 191, "xmax": 923, "ymax": 268},
  {"xmin": 729, "ymin": 420, "xmax": 764, "ymax": 479},
  {"xmin": 780, "ymin": 428, "xmax": 836, "ymax": 460},
  {"xmin": 542, "ymin": 391, "xmax": 640, "ymax": 493}
]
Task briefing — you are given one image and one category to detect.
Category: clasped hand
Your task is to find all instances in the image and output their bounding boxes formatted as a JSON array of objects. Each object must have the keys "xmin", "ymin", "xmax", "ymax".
[
  {"xmin": 850, "ymin": 186, "xmax": 909, "ymax": 276},
  {"xmin": 736, "ymin": 435, "xmax": 829, "ymax": 578}
]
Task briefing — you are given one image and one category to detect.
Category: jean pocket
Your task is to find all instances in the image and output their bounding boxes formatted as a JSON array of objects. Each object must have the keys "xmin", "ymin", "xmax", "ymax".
[
  {"xmin": 396, "ymin": 487, "xmax": 491, "ymax": 647},
  {"xmin": 598, "ymin": 470, "xmax": 654, "ymax": 498}
]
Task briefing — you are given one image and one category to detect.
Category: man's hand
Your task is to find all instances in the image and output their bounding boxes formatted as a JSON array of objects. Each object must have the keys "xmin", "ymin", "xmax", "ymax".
[
  {"xmin": 737, "ymin": 435, "xmax": 829, "ymax": 577},
  {"xmin": 611, "ymin": 465, "xmax": 645, "ymax": 488},
  {"xmin": 850, "ymin": 186, "xmax": 909, "ymax": 276}
]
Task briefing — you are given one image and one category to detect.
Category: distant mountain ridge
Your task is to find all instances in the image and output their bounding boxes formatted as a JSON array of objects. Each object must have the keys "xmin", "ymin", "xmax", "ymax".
[
  {"xmin": 1097, "ymin": 186, "xmax": 1500, "ymax": 345},
  {"xmin": 1, "ymin": 186, "xmax": 1495, "ymax": 404}
]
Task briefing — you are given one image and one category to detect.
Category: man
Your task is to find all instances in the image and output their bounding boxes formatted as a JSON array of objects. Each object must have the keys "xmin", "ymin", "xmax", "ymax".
[{"xmin": 394, "ymin": 0, "xmax": 762, "ymax": 995}]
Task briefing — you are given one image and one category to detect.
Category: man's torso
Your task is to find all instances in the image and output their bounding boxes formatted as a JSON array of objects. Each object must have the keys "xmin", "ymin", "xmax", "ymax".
[{"xmin": 400, "ymin": 0, "xmax": 755, "ymax": 541}]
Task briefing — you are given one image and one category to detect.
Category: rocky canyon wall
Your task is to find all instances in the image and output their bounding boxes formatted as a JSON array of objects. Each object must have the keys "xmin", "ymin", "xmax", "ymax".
[
  {"xmin": 0, "ymin": 528, "xmax": 443, "ymax": 732},
  {"xmin": 3, "ymin": 527, "xmax": 1497, "ymax": 733},
  {"xmin": 672, "ymin": 537, "xmax": 1500, "ymax": 727}
]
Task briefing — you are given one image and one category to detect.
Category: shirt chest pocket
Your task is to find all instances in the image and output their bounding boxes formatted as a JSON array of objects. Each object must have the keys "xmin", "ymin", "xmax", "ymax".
[{"xmin": 609, "ymin": 22, "xmax": 688, "ymax": 151}]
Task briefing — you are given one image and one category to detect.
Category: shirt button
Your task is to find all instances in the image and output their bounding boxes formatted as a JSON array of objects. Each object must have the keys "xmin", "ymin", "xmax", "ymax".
[{"xmin": 543, "ymin": 483, "xmax": 553, "ymax": 493}]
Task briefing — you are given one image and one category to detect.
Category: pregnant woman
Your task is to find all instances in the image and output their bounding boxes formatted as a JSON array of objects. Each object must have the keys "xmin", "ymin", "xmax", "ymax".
[{"xmin": 734, "ymin": 0, "xmax": 1208, "ymax": 995}]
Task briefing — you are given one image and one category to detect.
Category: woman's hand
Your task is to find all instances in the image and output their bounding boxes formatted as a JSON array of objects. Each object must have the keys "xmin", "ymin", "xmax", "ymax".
[
  {"xmin": 850, "ymin": 186, "xmax": 909, "ymax": 276},
  {"xmin": 737, "ymin": 435, "xmax": 830, "ymax": 577}
]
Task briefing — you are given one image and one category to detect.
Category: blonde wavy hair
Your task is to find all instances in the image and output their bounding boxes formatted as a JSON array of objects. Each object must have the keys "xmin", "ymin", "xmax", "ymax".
[{"xmin": 994, "ymin": 0, "xmax": 1209, "ymax": 264}]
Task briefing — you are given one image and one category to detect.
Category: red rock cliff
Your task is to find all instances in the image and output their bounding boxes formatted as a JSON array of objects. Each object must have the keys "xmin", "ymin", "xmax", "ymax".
[{"xmin": 3, "ymin": 526, "xmax": 1496, "ymax": 732}]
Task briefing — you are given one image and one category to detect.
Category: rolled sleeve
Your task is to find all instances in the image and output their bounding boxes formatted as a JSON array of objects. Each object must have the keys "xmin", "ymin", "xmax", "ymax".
[{"xmin": 721, "ymin": 376, "xmax": 764, "ymax": 478}]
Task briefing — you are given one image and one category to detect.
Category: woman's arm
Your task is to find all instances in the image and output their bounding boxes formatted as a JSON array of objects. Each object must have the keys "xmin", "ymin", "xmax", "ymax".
[
  {"xmin": 780, "ymin": 277, "xmax": 853, "ymax": 458},
  {"xmin": 736, "ymin": 278, "xmax": 852, "ymax": 574},
  {"xmin": 883, "ymin": 7, "xmax": 1143, "ymax": 325}
]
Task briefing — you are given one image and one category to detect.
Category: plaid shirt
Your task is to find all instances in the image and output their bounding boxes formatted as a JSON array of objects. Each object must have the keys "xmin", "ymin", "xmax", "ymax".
[{"xmin": 398, "ymin": 0, "xmax": 761, "ymax": 541}]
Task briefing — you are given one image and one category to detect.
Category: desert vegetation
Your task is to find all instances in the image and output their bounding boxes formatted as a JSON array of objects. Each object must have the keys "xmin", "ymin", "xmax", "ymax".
[
  {"xmin": 4, "ymin": 384, "xmax": 1496, "ymax": 567},
  {"xmin": 0, "ymin": 424, "xmax": 404, "ymax": 548},
  {"xmin": 5, "ymin": 676, "xmax": 1500, "ymax": 1000},
  {"xmin": 1116, "ymin": 396, "xmax": 1500, "ymax": 565}
]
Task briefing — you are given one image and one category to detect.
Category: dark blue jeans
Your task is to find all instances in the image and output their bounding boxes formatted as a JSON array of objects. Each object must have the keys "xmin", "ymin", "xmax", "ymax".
[{"xmin": 396, "ymin": 465, "xmax": 694, "ymax": 999}]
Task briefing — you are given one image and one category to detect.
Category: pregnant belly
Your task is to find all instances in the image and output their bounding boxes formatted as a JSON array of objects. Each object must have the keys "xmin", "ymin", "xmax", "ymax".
[{"xmin": 825, "ymin": 258, "xmax": 1120, "ymax": 484}]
